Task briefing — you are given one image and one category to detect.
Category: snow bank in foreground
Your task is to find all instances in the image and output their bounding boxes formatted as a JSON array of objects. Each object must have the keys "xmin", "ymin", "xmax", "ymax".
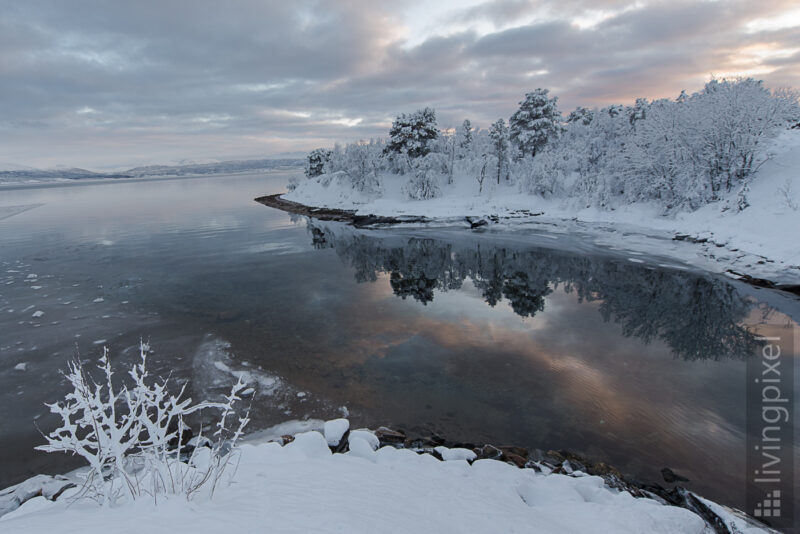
[
  {"xmin": 285, "ymin": 129, "xmax": 800, "ymax": 283},
  {"xmin": 2, "ymin": 427, "xmax": 740, "ymax": 534}
]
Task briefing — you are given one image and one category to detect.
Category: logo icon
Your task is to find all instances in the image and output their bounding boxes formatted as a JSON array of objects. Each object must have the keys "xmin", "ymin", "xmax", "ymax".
[{"xmin": 753, "ymin": 490, "xmax": 781, "ymax": 518}]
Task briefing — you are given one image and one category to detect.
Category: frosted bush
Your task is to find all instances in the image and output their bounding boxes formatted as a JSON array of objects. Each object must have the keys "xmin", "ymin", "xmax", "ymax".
[{"xmin": 36, "ymin": 342, "xmax": 250, "ymax": 505}]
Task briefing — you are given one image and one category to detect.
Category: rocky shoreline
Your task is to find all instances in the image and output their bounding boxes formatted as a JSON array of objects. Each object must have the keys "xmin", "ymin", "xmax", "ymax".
[
  {"xmin": 1, "ymin": 423, "xmax": 774, "ymax": 533},
  {"xmin": 294, "ymin": 424, "xmax": 770, "ymax": 534},
  {"xmin": 255, "ymin": 193, "xmax": 430, "ymax": 227}
]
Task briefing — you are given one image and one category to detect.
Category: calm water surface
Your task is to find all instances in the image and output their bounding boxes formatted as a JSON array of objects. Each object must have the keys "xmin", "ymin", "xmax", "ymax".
[{"xmin": 1, "ymin": 171, "xmax": 797, "ymax": 510}]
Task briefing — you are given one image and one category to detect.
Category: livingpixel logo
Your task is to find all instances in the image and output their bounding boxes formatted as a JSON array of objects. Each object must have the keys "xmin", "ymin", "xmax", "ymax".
[{"xmin": 747, "ymin": 333, "xmax": 795, "ymax": 531}]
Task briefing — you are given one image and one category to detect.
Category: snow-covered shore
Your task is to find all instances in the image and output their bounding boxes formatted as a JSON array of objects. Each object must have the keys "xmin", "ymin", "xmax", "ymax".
[
  {"xmin": 0, "ymin": 422, "xmax": 770, "ymax": 533},
  {"xmin": 285, "ymin": 129, "xmax": 800, "ymax": 285}
]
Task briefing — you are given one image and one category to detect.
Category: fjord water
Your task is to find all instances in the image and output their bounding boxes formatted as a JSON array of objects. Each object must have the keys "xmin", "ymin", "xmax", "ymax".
[{"xmin": 0, "ymin": 172, "xmax": 797, "ymax": 510}]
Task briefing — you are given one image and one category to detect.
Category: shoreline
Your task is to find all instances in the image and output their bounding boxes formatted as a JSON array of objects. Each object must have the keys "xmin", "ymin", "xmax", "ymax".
[
  {"xmin": 1, "ymin": 422, "xmax": 771, "ymax": 533},
  {"xmin": 256, "ymin": 193, "xmax": 800, "ymax": 298}
]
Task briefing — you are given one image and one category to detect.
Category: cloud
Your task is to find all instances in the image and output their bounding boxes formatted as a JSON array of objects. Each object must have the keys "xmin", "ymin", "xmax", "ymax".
[{"xmin": 0, "ymin": 0, "xmax": 798, "ymax": 168}]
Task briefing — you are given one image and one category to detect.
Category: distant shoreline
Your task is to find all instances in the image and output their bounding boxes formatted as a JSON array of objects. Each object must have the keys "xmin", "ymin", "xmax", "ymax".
[{"xmin": 0, "ymin": 167, "xmax": 301, "ymax": 192}]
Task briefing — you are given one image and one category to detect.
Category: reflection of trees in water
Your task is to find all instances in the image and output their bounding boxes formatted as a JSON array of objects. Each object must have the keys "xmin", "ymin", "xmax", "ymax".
[{"xmin": 308, "ymin": 223, "xmax": 761, "ymax": 360}]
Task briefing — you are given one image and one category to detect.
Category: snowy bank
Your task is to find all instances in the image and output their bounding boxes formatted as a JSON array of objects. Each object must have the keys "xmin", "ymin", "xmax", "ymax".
[
  {"xmin": 0, "ymin": 424, "xmax": 770, "ymax": 534},
  {"xmin": 283, "ymin": 129, "xmax": 800, "ymax": 285}
]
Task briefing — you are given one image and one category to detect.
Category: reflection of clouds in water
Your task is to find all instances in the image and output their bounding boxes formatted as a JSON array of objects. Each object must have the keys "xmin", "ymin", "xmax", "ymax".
[
  {"xmin": 197, "ymin": 215, "xmax": 243, "ymax": 232},
  {"xmin": 315, "ymin": 281, "xmax": 738, "ymax": 451},
  {"xmin": 0, "ymin": 204, "xmax": 43, "ymax": 222},
  {"xmin": 245, "ymin": 242, "xmax": 306, "ymax": 255}
]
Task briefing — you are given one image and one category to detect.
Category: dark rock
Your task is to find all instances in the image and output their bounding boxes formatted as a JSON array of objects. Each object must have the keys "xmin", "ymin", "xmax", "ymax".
[
  {"xmin": 331, "ymin": 430, "xmax": 350, "ymax": 454},
  {"xmin": 479, "ymin": 444, "xmax": 503, "ymax": 460},
  {"xmin": 430, "ymin": 434, "xmax": 446, "ymax": 446},
  {"xmin": 504, "ymin": 453, "xmax": 527, "ymax": 468},
  {"xmin": 499, "ymin": 446, "xmax": 528, "ymax": 459},
  {"xmin": 587, "ymin": 462, "xmax": 623, "ymax": 479},
  {"xmin": 661, "ymin": 467, "xmax": 690, "ymax": 484},
  {"xmin": 569, "ymin": 460, "xmax": 587, "ymax": 473},
  {"xmin": 528, "ymin": 448, "xmax": 547, "ymax": 463},
  {"xmin": 281, "ymin": 434, "xmax": 295, "ymax": 445},
  {"xmin": 406, "ymin": 437, "xmax": 440, "ymax": 450},
  {"xmin": 465, "ymin": 216, "xmax": 488, "ymax": 229},
  {"xmin": 374, "ymin": 426, "xmax": 406, "ymax": 445},
  {"xmin": 544, "ymin": 449, "xmax": 566, "ymax": 466},
  {"xmin": 524, "ymin": 460, "xmax": 543, "ymax": 472}
]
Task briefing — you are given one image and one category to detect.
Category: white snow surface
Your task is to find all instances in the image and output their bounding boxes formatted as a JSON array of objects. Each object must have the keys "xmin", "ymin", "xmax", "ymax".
[
  {"xmin": 286, "ymin": 129, "xmax": 800, "ymax": 283},
  {"xmin": 2, "ymin": 429, "xmax": 718, "ymax": 533}
]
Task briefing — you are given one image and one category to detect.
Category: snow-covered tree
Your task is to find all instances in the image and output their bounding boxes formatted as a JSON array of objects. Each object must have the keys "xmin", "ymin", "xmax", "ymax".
[
  {"xmin": 403, "ymin": 152, "xmax": 447, "ymax": 200},
  {"xmin": 384, "ymin": 107, "xmax": 439, "ymax": 160},
  {"xmin": 305, "ymin": 148, "xmax": 332, "ymax": 177},
  {"xmin": 342, "ymin": 141, "xmax": 382, "ymax": 194},
  {"xmin": 691, "ymin": 77, "xmax": 799, "ymax": 198},
  {"xmin": 289, "ymin": 77, "xmax": 798, "ymax": 214},
  {"xmin": 458, "ymin": 119, "xmax": 473, "ymax": 155},
  {"xmin": 489, "ymin": 119, "xmax": 509, "ymax": 184},
  {"xmin": 628, "ymin": 98, "xmax": 648, "ymax": 127},
  {"xmin": 509, "ymin": 89, "xmax": 561, "ymax": 159},
  {"xmin": 567, "ymin": 107, "xmax": 594, "ymax": 125}
]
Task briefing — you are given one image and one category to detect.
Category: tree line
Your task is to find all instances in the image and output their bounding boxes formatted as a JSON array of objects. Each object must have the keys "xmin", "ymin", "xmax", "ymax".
[{"xmin": 299, "ymin": 78, "xmax": 799, "ymax": 212}]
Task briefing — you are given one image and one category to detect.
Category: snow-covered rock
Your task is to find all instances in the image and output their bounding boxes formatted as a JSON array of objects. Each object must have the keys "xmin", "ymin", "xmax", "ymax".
[
  {"xmin": 435, "ymin": 446, "xmax": 477, "ymax": 462},
  {"xmin": 323, "ymin": 418, "xmax": 349, "ymax": 447},
  {"xmin": 349, "ymin": 430, "xmax": 379, "ymax": 451},
  {"xmin": 0, "ymin": 475, "xmax": 74, "ymax": 518}
]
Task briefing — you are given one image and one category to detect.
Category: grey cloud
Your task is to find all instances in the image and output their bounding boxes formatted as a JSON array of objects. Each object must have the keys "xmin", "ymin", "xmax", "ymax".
[{"xmin": 0, "ymin": 0, "xmax": 798, "ymax": 168}]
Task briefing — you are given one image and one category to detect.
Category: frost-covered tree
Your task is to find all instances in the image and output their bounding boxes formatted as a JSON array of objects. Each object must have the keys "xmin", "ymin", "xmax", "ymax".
[
  {"xmin": 341, "ymin": 141, "xmax": 382, "ymax": 194},
  {"xmin": 692, "ymin": 77, "xmax": 799, "ymax": 198},
  {"xmin": 289, "ymin": 77, "xmax": 798, "ymax": 214},
  {"xmin": 509, "ymin": 89, "xmax": 561, "ymax": 159},
  {"xmin": 384, "ymin": 107, "xmax": 439, "ymax": 160},
  {"xmin": 458, "ymin": 119, "xmax": 473, "ymax": 155},
  {"xmin": 567, "ymin": 107, "xmax": 594, "ymax": 125},
  {"xmin": 404, "ymin": 153, "xmax": 445, "ymax": 200},
  {"xmin": 436, "ymin": 130, "xmax": 458, "ymax": 184},
  {"xmin": 305, "ymin": 148, "xmax": 332, "ymax": 177},
  {"xmin": 489, "ymin": 119, "xmax": 509, "ymax": 184},
  {"xmin": 628, "ymin": 98, "xmax": 648, "ymax": 127}
]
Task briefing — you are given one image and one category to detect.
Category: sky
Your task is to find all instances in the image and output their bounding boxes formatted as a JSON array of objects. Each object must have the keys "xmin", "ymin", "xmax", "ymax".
[{"xmin": 1, "ymin": 0, "xmax": 799, "ymax": 170}]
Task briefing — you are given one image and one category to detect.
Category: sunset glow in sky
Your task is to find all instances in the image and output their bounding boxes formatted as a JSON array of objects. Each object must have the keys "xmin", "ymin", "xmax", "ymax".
[{"xmin": 1, "ymin": 0, "xmax": 799, "ymax": 168}]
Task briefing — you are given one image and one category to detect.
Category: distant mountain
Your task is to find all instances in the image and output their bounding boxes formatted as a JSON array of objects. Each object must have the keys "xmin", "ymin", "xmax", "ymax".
[
  {"xmin": 124, "ymin": 158, "xmax": 302, "ymax": 177},
  {"xmin": 0, "ymin": 157, "xmax": 303, "ymax": 184},
  {"xmin": 0, "ymin": 162, "xmax": 36, "ymax": 172}
]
